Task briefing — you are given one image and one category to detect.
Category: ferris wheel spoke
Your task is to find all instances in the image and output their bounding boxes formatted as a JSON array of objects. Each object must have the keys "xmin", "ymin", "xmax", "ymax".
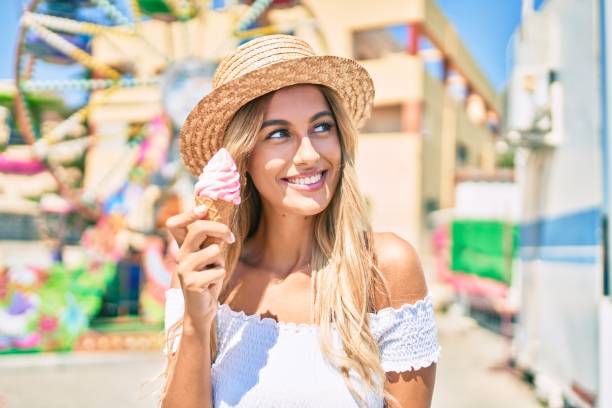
[
  {"xmin": 235, "ymin": 24, "xmax": 284, "ymax": 39},
  {"xmin": 34, "ymin": 84, "xmax": 122, "ymax": 148},
  {"xmin": 22, "ymin": 16, "xmax": 122, "ymax": 79},
  {"xmin": 235, "ymin": 0, "xmax": 273, "ymax": 33},
  {"xmin": 129, "ymin": 0, "xmax": 143, "ymax": 25},
  {"xmin": 81, "ymin": 135, "xmax": 146, "ymax": 204},
  {"xmin": 90, "ymin": 0, "xmax": 133, "ymax": 27},
  {"xmin": 38, "ymin": 108, "xmax": 88, "ymax": 147},
  {"xmin": 120, "ymin": 14, "xmax": 173, "ymax": 63},
  {"xmin": 22, "ymin": 77, "xmax": 159, "ymax": 92},
  {"xmin": 138, "ymin": 35, "xmax": 174, "ymax": 64},
  {"xmin": 23, "ymin": 12, "xmax": 134, "ymax": 37},
  {"xmin": 23, "ymin": 10, "xmax": 170, "ymax": 64}
]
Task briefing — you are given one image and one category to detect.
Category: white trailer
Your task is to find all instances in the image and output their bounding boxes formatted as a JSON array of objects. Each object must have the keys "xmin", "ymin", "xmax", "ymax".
[
  {"xmin": 507, "ymin": 0, "xmax": 610, "ymax": 407},
  {"xmin": 599, "ymin": 0, "xmax": 612, "ymax": 407}
]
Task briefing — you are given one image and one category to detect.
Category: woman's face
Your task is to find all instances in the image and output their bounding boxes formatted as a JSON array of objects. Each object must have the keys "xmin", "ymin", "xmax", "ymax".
[{"xmin": 247, "ymin": 84, "xmax": 342, "ymax": 217}]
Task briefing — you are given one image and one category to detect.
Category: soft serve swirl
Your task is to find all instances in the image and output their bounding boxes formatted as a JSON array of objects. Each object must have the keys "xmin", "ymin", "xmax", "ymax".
[{"xmin": 194, "ymin": 148, "xmax": 241, "ymax": 205}]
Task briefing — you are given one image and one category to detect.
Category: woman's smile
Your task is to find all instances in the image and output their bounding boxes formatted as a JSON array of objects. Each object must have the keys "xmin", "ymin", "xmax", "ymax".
[{"xmin": 281, "ymin": 169, "xmax": 328, "ymax": 191}]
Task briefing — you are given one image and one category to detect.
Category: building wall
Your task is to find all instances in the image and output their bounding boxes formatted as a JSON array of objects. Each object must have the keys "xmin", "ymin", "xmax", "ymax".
[
  {"xmin": 360, "ymin": 55, "xmax": 424, "ymax": 104},
  {"xmin": 355, "ymin": 133, "xmax": 421, "ymax": 245},
  {"xmin": 422, "ymin": 74, "xmax": 445, "ymax": 213},
  {"xmin": 303, "ymin": 0, "xmax": 424, "ymax": 57}
]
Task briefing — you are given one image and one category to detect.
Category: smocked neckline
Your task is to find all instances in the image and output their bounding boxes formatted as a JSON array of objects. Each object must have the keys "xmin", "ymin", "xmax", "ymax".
[
  {"xmin": 217, "ymin": 303, "xmax": 317, "ymax": 331},
  {"xmin": 216, "ymin": 293, "xmax": 433, "ymax": 332}
]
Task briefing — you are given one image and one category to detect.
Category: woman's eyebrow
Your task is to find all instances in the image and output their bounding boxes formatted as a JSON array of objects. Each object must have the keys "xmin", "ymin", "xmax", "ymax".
[
  {"xmin": 261, "ymin": 119, "xmax": 289, "ymax": 129},
  {"xmin": 261, "ymin": 111, "xmax": 333, "ymax": 130},
  {"xmin": 309, "ymin": 110, "xmax": 333, "ymax": 122}
]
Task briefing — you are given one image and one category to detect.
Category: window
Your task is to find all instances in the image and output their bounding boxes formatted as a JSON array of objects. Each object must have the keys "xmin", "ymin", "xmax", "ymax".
[
  {"xmin": 361, "ymin": 104, "xmax": 402, "ymax": 133},
  {"xmin": 456, "ymin": 142, "xmax": 469, "ymax": 166},
  {"xmin": 419, "ymin": 37, "xmax": 445, "ymax": 80},
  {"xmin": 353, "ymin": 24, "xmax": 416, "ymax": 60}
]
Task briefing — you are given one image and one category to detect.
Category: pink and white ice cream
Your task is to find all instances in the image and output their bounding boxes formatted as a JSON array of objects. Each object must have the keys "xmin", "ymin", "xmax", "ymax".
[{"xmin": 194, "ymin": 148, "xmax": 241, "ymax": 205}]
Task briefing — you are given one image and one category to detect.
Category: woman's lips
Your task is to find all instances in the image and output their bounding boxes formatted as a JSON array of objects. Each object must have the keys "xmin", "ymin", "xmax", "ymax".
[{"xmin": 281, "ymin": 170, "xmax": 327, "ymax": 191}]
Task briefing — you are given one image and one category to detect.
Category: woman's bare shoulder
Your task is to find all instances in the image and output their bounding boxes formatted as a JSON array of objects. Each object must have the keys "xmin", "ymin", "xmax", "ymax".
[{"xmin": 371, "ymin": 232, "xmax": 429, "ymax": 308}]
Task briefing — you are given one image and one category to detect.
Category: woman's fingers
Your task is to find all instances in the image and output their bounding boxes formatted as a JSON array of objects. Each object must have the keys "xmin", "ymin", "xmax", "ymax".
[
  {"xmin": 165, "ymin": 205, "xmax": 209, "ymax": 246},
  {"xmin": 179, "ymin": 265, "xmax": 226, "ymax": 292},
  {"xmin": 178, "ymin": 220, "xmax": 234, "ymax": 258},
  {"xmin": 179, "ymin": 243, "xmax": 224, "ymax": 276}
]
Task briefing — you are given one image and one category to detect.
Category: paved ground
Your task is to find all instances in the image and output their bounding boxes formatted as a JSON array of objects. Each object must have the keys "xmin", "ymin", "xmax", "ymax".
[
  {"xmin": 432, "ymin": 308, "xmax": 542, "ymax": 408},
  {"xmin": 0, "ymin": 352, "xmax": 165, "ymax": 408}
]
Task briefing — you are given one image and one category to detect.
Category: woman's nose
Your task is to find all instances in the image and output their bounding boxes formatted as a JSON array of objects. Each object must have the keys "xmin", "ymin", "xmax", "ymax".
[{"xmin": 293, "ymin": 134, "xmax": 320, "ymax": 165}]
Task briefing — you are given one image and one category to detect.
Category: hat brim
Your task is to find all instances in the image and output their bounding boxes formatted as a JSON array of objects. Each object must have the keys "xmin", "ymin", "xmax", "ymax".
[{"xmin": 179, "ymin": 55, "xmax": 374, "ymax": 176}]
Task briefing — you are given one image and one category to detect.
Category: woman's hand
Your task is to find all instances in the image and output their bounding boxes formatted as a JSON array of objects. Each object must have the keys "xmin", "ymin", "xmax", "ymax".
[{"xmin": 165, "ymin": 205, "xmax": 235, "ymax": 335}]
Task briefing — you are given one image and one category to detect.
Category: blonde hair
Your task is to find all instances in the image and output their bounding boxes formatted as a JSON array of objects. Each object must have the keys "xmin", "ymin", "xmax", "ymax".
[{"xmin": 159, "ymin": 85, "xmax": 397, "ymax": 407}]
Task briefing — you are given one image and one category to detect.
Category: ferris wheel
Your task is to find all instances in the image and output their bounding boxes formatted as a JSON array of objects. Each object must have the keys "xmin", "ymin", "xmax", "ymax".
[
  {"xmin": 13, "ymin": 0, "xmax": 328, "ymax": 221},
  {"xmin": 0, "ymin": 0, "xmax": 330, "ymax": 352}
]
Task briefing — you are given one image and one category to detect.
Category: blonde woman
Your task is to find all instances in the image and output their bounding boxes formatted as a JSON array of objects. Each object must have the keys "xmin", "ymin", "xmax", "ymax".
[{"xmin": 161, "ymin": 35, "xmax": 441, "ymax": 408}]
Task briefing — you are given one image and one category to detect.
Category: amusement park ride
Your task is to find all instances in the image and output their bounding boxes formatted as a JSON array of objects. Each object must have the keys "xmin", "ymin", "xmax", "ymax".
[{"xmin": 0, "ymin": 0, "xmax": 327, "ymax": 353}]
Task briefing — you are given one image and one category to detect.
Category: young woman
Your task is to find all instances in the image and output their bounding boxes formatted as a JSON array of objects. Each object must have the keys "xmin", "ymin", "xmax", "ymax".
[{"xmin": 161, "ymin": 34, "xmax": 441, "ymax": 408}]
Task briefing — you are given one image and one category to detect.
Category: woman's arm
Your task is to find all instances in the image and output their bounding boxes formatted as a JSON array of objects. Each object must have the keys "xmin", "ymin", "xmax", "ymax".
[
  {"xmin": 161, "ymin": 208, "xmax": 234, "ymax": 407},
  {"xmin": 162, "ymin": 318, "xmax": 214, "ymax": 408},
  {"xmin": 374, "ymin": 232, "xmax": 438, "ymax": 408},
  {"xmin": 385, "ymin": 365, "xmax": 437, "ymax": 408}
]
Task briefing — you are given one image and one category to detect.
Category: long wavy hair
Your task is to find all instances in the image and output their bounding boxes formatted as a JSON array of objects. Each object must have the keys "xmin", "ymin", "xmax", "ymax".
[{"xmin": 158, "ymin": 85, "xmax": 397, "ymax": 407}]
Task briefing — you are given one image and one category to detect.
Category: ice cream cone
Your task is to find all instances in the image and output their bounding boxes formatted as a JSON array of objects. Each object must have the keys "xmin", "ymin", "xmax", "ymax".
[
  {"xmin": 193, "ymin": 148, "xmax": 240, "ymax": 248},
  {"xmin": 195, "ymin": 195, "xmax": 234, "ymax": 225},
  {"xmin": 194, "ymin": 195, "xmax": 235, "ymax": 249}
]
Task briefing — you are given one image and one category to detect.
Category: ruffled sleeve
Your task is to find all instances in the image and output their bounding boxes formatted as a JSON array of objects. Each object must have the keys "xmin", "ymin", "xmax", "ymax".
[
  {"xmin": 369, "ymin": 293, "xmax": 442, "ymax": 372},
  {"xmin": 163, "ymin": 288, "xmax": 184, "ymax": 356}
]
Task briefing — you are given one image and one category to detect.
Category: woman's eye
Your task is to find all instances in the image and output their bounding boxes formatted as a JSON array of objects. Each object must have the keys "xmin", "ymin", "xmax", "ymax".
[
  {"xmin": 266, "ymin": 129, "xmax": 289, "ymax": 139},
  {"xmin": 313, "ymin": 122, "xmax": 333, "ymax": 133}
]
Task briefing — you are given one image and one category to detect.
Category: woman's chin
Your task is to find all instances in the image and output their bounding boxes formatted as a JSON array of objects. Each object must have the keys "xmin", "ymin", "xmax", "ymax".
[{"xmin": 280, "ymin": 199, "xmax": 330, "ymax": 217}]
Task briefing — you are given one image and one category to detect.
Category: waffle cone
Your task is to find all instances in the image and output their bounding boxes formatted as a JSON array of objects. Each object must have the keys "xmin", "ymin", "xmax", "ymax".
[{"xmin": 195, "ymin": 195, "xmax": 234, "ymax": 226}]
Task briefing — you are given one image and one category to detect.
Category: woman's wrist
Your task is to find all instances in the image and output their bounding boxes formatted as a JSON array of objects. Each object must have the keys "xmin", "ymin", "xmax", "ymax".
[{"xmin": 182, "ymin": 315, "xmax": 213, "ymax": 339}]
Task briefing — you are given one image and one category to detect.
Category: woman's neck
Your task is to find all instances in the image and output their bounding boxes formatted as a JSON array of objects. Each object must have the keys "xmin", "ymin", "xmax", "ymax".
[{"xmin": 242, "ymin": 204, "xmax": 314, "ymax": 279}]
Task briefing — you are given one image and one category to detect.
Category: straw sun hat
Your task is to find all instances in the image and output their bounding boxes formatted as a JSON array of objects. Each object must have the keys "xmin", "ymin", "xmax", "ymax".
[{"xmin": 179, "ymin": 34, "xmax": 375, "ymax": 176}]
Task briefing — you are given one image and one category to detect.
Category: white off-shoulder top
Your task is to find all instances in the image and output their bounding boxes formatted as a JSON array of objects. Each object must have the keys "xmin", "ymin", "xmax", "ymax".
[{"xmin": 164, "ymin": 288, "xmax": 441, "ymax": 407}]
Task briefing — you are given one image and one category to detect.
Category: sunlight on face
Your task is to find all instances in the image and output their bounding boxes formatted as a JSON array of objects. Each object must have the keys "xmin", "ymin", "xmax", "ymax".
[{"xmin": 247, "ymin": 84, "xmax": 342, "ymax": 217}]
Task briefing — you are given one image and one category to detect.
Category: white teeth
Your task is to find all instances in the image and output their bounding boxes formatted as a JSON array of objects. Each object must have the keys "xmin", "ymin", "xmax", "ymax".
[{"xmin": 287, "ymin": 172, "xmax": 323, "ymax": 185}]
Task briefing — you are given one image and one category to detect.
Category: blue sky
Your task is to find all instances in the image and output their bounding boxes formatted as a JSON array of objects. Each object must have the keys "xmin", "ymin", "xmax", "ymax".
[
  {"xmin": 436, "ymin": 0, "xmax": 523, "ymax": 89},
  {"xmin": 0, "ymin": 0, "xmax": 526, "ymax": 90}
]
